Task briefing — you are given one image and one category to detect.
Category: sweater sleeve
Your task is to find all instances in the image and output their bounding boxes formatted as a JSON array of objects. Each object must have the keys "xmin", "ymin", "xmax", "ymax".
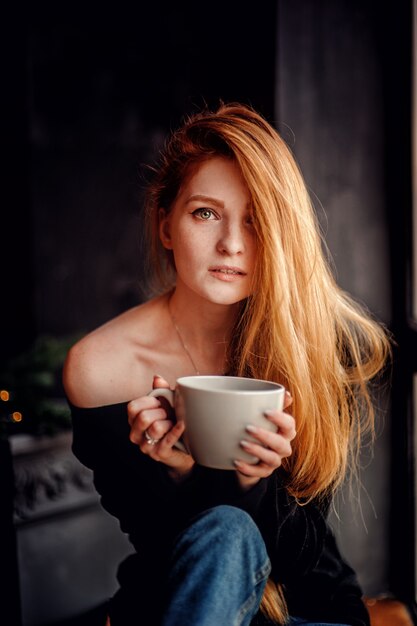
[{"xmin": 69, "ymin": 400, "xmax": 271, "ymax": 550}]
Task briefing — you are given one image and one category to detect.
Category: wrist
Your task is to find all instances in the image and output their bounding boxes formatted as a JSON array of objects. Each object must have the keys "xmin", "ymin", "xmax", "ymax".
[
  {"xmin": 236, "ymin": 473, "xmax": 260, "ymax": 491},
  {"xmin": 167, "ymin": 459, "xmax": 195, "ymax": 484}
]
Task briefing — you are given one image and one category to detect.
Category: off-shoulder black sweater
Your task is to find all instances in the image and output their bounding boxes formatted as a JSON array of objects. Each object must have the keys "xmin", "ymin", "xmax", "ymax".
[{"xmin": 69, "ymin": 400, "xmax": 370, "ymax": 626}]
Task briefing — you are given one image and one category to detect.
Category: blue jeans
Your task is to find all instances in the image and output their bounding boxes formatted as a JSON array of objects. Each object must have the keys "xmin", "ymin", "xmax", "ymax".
[
  {"xmin": 160, "ymin": 505, "xmax": 348, "ymax": 626},
  {"xmin": 161, "ymin": 505, "xmax": 271, "ymax": 626}
]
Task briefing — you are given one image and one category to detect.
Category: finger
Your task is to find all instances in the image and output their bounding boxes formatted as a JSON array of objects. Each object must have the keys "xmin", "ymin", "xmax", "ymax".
[
  {"xmin": 129, "ymin": 408, "xmax": 169, "ymax": 444},
  {"xmin": 151, "ymin": 375, "xmax": 175, "ymax": 419},
  {"xmin": 245, "ymin": 424, "xmax": 295, "ymax": 454},
  {"xmin": 283, "ymin": 390, "xmax": 293, "ymax": 410},
  {"xmin": 136, "ymin": 407, "xmax": 170, "ymax": 430},
  {"xmin": 240, "ymin": 437, "xmax": 292, "ymax": 464},
  {"xmin": 158, "ymin": 420, "xmax": 187, "ymax": 451},
  {"xmin": 262, "ymin": 411, "xmax": 297, "ymax": 440},
  {"xmin": 233, "ymin": 458, "xmax": 272, "ymax": 478},
  {"xmin": 152, "ymin": 374, "xmax": 170, "ymax": 389},
  {"xmin": 145, "ymin": 418, "xmax": 174, "ymax": 440},
  {"xmin": 127, "ymin": 396, "xmax": 161, "ymax": 426}
]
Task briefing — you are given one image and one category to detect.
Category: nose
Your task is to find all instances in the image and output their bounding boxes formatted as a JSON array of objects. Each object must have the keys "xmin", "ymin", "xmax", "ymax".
[{"xmin": 216, "ymin": 220, "xmax": 246, "ymax": 256}]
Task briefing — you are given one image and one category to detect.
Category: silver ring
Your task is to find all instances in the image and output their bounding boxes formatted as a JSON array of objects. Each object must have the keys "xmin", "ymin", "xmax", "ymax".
[{"xmin": 144, "ymin": 429, "xmax": 160, "ymax": 446}]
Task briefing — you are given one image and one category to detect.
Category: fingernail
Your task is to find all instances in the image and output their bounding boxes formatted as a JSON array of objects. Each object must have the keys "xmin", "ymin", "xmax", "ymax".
[
  {"xmin": 285, "ymin": 390, "xmax": 292, "ymax": 397},
  {"xmin": 233, "ymin": 459, "xmax": 243, "ymax": 467},
  {"xmin": 240, "ymin": 439, "xmax": 251, "ymax": 448},
  {"xmin": 153, "ymin": 374, "xmax": 164, "ymax": 380},
  {"xmin": 246, "ymin": 425, "xmax": 258, "ymax": 433}
]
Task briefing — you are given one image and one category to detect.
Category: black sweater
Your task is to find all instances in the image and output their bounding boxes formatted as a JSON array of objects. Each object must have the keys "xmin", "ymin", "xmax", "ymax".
[{"xmin": 69, "ymin": 400, "xmax": 370, "ymax": 626}]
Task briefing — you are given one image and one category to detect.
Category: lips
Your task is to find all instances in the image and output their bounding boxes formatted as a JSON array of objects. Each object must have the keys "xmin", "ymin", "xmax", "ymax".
[{"xmin": 208, "ymin": 265, "xmax": 247, "ymax": 276}]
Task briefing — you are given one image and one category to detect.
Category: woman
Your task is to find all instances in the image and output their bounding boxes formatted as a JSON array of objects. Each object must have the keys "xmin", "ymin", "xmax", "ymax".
[{"xmin": 63, "ymin": 102, "xmax": 391, "ymax": 625}]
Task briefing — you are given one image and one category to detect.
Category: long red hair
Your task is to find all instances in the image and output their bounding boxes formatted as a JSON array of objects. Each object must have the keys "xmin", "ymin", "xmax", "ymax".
[{"xmin": 143, "ymin": 102, "xmax": 392, "ymax": 623}]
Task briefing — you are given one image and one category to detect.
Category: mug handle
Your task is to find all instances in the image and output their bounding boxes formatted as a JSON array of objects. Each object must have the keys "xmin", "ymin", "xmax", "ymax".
[{"xmin": 147, "ymin": 388, "xmax": 188, "ymax": 453}]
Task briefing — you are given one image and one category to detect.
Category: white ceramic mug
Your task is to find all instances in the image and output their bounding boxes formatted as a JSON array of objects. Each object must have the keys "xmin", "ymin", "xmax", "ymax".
[{"xmin": 148, "ymin": 375, "xmax": 285, "ymax": 470}]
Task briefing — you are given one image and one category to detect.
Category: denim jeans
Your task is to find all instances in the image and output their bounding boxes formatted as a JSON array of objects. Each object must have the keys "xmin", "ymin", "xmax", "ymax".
[
  {"xmin": 107, "ymin": 503, "xmax": 351, "ymax": 626},
  {"xmin": 159, "ymin": 504, "xmax": 350, "ymax": 626},
  {"xmin": 161, "ymin": 505, "xmax": 271, "ymax": 626}
]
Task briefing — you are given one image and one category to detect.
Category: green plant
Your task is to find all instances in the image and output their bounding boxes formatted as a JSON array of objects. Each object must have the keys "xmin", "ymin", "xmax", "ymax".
[{"xmin": 0, "ymin": 334, "xmax": 84, "ymax": 438}]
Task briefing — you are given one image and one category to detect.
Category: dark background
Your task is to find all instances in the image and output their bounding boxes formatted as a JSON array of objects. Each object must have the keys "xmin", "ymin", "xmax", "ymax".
[
  {"xmin": 2, "ymin": 1, "xmax": 415, "ymax": 624},
  {"xmin": 3, "ymin": 2, "xmax": 277, "ymax": 354}
]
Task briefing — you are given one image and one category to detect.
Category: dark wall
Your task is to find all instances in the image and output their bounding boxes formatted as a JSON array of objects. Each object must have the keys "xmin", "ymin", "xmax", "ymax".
[
  {"xmin": 5, "ymin": 3, "xmax": 277, "ymax": 355},
  {"xmin": 278, "ymin": 2, "xmax": 392, "ymax": 321},
  {"xmin": 276, "ymin": 0, "xmax": 411, "ymax": 597}
]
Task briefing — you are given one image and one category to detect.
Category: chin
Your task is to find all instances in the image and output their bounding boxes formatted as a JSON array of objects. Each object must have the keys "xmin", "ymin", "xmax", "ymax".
[
  {"xmin": 178, "ymin": 276, "xmax": 251, "ymax": 306},
  {"xmin": 201, "ymin": 289, "xmax": 250, "ymax": 307}
]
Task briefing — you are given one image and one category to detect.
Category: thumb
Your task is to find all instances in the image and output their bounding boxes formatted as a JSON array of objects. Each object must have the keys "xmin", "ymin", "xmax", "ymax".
[
  {"xmin": 152, "ymin": 374, "xmax": 174, "ymax": 419},
  {"xmin": 152, "ymin": 374, "xmax": 171, "ymax": 390},
  {"xmin": 283, "ymin": 390, "xmax": 293, "ymax": 411}
]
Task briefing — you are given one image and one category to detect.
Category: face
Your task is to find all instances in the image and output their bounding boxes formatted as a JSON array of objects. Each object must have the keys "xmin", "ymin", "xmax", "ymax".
[{"xmin": 159, "ymin": 157, "xmax": 257, "ymax": 306}]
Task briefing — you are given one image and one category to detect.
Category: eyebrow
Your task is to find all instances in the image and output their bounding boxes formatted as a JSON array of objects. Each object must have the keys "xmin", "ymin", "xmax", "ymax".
[{"xmin": 186, "ymin": 194, "xmax": 225, "ymax": 209}]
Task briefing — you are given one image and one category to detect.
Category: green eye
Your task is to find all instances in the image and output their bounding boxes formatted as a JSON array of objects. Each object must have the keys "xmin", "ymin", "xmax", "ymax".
[{"xmin": 194, "ymin": 208, "xmax": 214, "ymax": 220}]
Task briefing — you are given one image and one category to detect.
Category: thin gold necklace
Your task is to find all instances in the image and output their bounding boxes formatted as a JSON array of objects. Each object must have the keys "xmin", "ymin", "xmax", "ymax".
[{"xmin": 168, "ymin": 302, "xmax": 201, "ymax": 375}]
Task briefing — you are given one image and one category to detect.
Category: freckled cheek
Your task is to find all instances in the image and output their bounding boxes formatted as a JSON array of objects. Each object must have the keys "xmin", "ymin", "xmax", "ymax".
[{"xmin": 173, "ymin": 234, "xmax": 210, "ymax": 271}]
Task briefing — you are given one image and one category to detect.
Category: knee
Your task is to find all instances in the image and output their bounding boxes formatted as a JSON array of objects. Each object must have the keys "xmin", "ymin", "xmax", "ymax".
[
  {"xmin": 180, "ymin": 505, "xmax": 265, "ymax": 554},
  {"xmin": 200, "ymin": 505, "xmax": 258, "ymax": 537},
  {"xmin": 173, "ymin": 505, "xmax": 271, "ymax": 585}
]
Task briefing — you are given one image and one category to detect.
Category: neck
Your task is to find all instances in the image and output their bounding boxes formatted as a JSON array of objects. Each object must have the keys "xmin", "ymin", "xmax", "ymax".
[{"xmin": 167, "ymin": 287, "xmax": 241, "ymax": 375}]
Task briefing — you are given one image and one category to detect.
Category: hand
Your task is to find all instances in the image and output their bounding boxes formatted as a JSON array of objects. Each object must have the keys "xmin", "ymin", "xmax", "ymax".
[
  {"xmin": 127, "ymin": 374, "xmax": 195, "ymax": 481},
  {"xmin": 234, "ymin": 390, "xmax": 295, "ymax": 490}
]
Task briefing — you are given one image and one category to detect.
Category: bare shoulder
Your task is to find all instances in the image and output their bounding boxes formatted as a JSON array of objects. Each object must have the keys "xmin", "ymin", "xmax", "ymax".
[{"xmin": 63, "ymin": 295, "xmax": 169, "ymax": 408}]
